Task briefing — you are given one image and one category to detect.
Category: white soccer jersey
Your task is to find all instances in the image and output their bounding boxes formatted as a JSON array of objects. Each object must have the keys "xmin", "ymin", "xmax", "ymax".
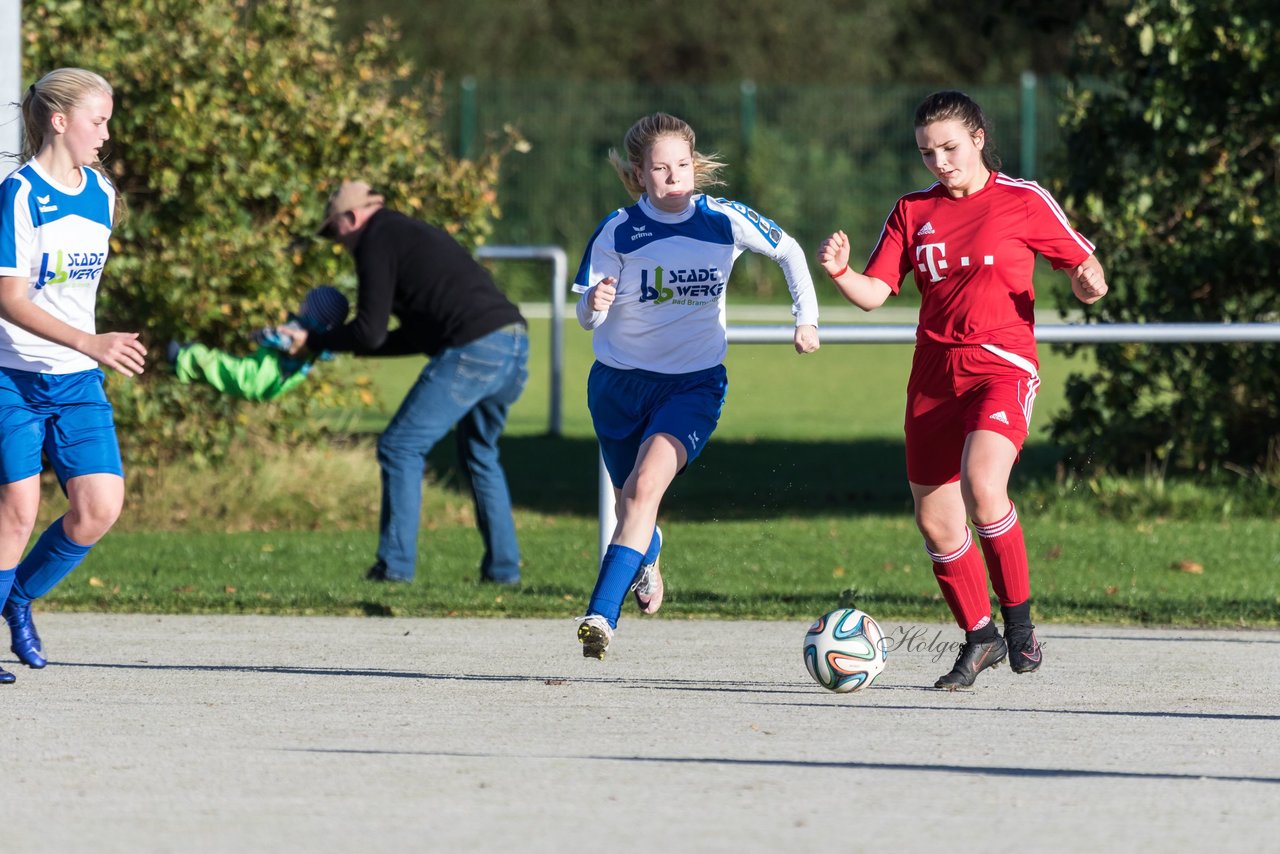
[
  {"xmin": 573, "ymin": 194, "xmax": 818, "ymax": 374},
  {"xmin": 0, "ymin": 161, "xmax": 115, "ymax": 374}
]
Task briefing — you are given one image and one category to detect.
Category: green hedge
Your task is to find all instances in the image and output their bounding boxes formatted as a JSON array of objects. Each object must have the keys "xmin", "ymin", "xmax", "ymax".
[{"xmin": 23, "ymin": 0, "xmax": 516, "ymax": 465}]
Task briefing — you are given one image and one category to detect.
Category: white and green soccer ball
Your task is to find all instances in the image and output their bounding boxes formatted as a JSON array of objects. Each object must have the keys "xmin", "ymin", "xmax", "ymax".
[{"xmin": 803, "ymin": 608, "xmax": 888, "ymax": 693}]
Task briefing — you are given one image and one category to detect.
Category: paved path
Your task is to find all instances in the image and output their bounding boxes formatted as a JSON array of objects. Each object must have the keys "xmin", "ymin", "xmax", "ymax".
[{"xmin": 4, "ymin": 615, "xmax": 1278, "ymax": 852}]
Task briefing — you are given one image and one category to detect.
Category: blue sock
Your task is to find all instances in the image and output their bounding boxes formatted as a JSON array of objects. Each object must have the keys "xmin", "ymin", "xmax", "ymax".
[
  {"xmin": 630, "ymin": 526, "xmax": 663, "ymax": 587},
  {"xmin": 10, "ymin": 517, "xmax": 93, "ymax": 606},
  {"xmin": 586, "ymin": 545, "xmax": 643, "ymax": 629},
  {"xmin": 643, "ymin": 526, "xmax": 662, "ymax": 566},
  {"xmin": 0, "ymin": 567, "xmax": 15, "ymax": 611}
]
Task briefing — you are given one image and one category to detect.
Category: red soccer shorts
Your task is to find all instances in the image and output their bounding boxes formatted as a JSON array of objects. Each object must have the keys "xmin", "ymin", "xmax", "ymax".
[{"xmin": 903, "ymin": 344, "xmax": 1040, "ymax": 486}]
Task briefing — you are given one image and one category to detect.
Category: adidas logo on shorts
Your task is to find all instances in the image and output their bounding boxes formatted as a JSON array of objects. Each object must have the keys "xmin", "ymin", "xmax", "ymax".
[{"xmin": 989, "ymin": 411, "xmax": 1010, "ymax": 425}]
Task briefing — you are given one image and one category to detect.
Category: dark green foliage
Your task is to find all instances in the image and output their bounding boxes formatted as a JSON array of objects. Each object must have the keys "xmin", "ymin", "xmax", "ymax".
[
  {"xmin": 336, "ymin": 0, "xmax": 1089, "ymax": 85},
  {"xmin": 1051, "ymin": 1, "xmax": 1280, "ymax": 476},
  {"xmin": 334, "ymin": 1, "xmax": 1086, "ymax": 301},
  {"xmin": 22, "ymin": 0, "xmax": 514, "ymax": 465},
  {"xmin": 424, "ymin": 78, "xmax": 1070, "ymax": 301}
]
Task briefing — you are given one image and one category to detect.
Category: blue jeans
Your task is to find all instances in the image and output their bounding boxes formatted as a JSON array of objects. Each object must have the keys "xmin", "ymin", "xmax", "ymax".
[{"xmin": 376, "ymin": 324, "xmax": 529, "ymax": 582}]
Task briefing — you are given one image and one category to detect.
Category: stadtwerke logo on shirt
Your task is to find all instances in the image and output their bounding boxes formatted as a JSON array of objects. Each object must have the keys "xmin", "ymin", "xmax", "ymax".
[{"xmin": 638, "ymin": 266, "xmax": 724, "ymax": 305}]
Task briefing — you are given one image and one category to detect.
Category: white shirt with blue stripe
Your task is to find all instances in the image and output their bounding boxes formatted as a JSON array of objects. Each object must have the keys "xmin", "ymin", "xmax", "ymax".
[
  {"xmin": 574, "ymin": 193, "xmax": 818, "ymax": 374},
  {"xmin": 0, "ymin": 160, "xmax": 115, "ymax": 374}
]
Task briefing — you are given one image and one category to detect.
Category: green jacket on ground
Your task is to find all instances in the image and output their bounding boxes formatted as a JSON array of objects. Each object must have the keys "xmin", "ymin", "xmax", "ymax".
[{"xmin": 174, "ymin": 343, "xmax": 313, "ymax": 402}]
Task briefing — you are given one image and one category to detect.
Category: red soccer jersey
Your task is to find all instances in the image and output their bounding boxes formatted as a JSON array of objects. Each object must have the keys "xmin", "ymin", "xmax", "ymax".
[{"xmin": 863, "ymin": 170, "xmax": 1094, "ymax": 362}]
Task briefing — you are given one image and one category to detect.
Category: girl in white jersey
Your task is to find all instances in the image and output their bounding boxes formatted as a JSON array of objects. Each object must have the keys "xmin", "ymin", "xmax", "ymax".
[
  {"xmin": 818, "ymin": 91, "xmax": 1107, "ymax": 690},
  {"xmin": 0, "ymin": 69, "xmax": 147, "ymax": 684},
  {"xmin": 574, "ymin": 112, "xmax": 820, "ymax": 659}
]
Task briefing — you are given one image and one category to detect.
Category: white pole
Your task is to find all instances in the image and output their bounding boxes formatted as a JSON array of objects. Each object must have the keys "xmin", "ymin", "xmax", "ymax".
[
  {"xmin": 475, "ymin": 244, "xmax": 567, "ymax": 436},
  {"xmin": 0, "ymin": 0, "xmax": 21, "ymax": 174},
  {"xmin": 596, "ymin": 321, "xmax": 1280, "ymax": 551},
  {"xmin": 725, "ymin": 322, "xmax": 1280, "ymax": 344},
  {"xmin": 598, "ymin": 452, "xmax": 614, "ymax": 564}
]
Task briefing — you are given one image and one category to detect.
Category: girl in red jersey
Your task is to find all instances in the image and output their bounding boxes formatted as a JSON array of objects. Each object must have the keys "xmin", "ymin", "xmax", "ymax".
[{"xmin": 817, "ymin": 90, "xmax": 1107, "ymax": 690}]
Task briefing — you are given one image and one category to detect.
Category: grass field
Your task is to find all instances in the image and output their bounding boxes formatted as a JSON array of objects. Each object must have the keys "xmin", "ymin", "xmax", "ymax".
[{"xmin": 41, "ymin": 313, "xmax": 1280, "ymax": 626}]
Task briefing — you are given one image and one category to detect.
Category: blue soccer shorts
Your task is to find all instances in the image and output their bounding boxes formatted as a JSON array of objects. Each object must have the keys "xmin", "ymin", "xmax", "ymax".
[
  {"xmin": 0, "ymin": 367, "xmax": 124, "ymax": 486},
  {"xmin": 588, "ymin": 361, "xmax": 728, "ymax": 489}
]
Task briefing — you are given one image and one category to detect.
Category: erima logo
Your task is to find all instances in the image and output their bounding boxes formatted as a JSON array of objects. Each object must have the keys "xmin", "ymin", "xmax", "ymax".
[
  {"xmin": 989, "ymin": 411, "xmax": 1010, "ymax": 425},
  {"xmin": 630, "ymin": 224, "xmax": 654, "ymax": 241},
  {"xmin": 37, "ymin": 195, "xmax": 50, "ymax": 204},
  {"xmin": 916, "ymin": 222, "xmax": 935, "ymax": 237},
  {"xmin": 688, "ymin": 430, "xmax": 701, "ymax": 449},
  {"xmin": 37, "ymin": 194, "xmax": 58, "ymax": 214}
]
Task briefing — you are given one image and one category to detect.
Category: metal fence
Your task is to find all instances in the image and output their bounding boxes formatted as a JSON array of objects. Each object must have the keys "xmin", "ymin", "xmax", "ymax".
[
  {"xmin": 448, "ymin": 76, "xmax": 1069, "ymax": 298},
  {"xmin": 593, "ymin": 320, "xmax": 1280, "ymax": 559},
  {"xmin": 473, "ymin": 246, "xmax": 1280, "ymax": 560}
]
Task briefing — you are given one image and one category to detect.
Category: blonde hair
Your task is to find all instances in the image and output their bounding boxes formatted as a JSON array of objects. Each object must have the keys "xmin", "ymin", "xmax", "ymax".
[
  {"xmin": 21, "ymin": 68, "xmax": 113, "ymax": 159},
  {"xmin": 19, "ymin": 68, "xmax": 122, "ymax": 221},
  {"xmin": 607, "ymin": 112, "xmax": 726, "ymax": 200}
]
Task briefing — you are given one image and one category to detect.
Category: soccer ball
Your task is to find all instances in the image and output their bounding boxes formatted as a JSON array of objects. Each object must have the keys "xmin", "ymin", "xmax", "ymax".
[{"xmin": 803, "ymin": 608, "xmax": 888, "ymax": 693}]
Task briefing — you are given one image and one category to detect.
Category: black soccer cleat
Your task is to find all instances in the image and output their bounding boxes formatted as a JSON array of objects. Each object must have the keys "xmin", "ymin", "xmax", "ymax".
[
  {"xmin": 1004, "ymin": 622, "xmax": 1043, "ymax": 674},
  {"xmin": 935, "ymin": 634, "xmax": 1007, "ymax": 690}
]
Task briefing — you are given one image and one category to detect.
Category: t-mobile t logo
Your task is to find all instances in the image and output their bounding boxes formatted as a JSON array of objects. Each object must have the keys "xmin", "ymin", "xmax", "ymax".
[{"xmin": 916, "ymin": 242, "xmax": 948, "ymax": 283}]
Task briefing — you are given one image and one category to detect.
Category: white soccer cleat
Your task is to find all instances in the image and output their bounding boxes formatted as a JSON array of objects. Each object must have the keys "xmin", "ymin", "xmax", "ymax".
[
  {"xmin": 576, "ymin": 614, "xmax": 614, "ymax": 660},
  {"xmin": 631, "ymin": 527, "xmax": 664, "ymax": 615}
]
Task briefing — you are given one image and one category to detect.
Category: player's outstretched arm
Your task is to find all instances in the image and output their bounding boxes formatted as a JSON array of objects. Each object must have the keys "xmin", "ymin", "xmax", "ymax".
[
  {"xmin": 817, "ymin": 231, "xmax": 892, "ymax": 312},
  {"xmin": 1070, "ymin": 255, "xmax": 1108, "ymax": 305},
  {"xmin": 0, "ymin": 276, "xmax": 147, "ymax": 376}
]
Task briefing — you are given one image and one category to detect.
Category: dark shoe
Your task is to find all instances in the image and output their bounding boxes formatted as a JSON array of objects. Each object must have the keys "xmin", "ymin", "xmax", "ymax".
[
  {"xmin": 481, "ymin": 575, "xmax": 520, "ymax": 585},
  {"xmin": 4, "ymin": 600, "xmax": 47, "ymax": 669},
  {"xmin": 935, "ymin": 633, "xmax": 1007, "ymax": 690},
  {"xmin": 1005, "ymin": 622, "xmax": 1043, "ymax": 673},
  {"xmin": 0, "ymin": 666, "xmax": 14, "ymax": 684},
  {"xmin": 365, "ymin": 562, "xmax": 412, "ymax": 583}
]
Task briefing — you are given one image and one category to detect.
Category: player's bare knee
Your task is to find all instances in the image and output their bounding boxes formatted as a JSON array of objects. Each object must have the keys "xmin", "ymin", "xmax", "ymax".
[
  {"xmin": 960, "ymin": 480, "xmax": 1010, "ymax": 524},
  {"xmin": 64, "ymin": 501, "xmax": 123, "ymax": 543},
  {"xmin": 0, "ymin": 503, "xmax": 39, "ymax": 544},
  {"xmin": 966, "ymin": 492, "xmax": 1013, "ymax": 527},
  {"xmin": 914, "ymin": 514, "xmax": 967, "ymax": 554},
  {"xmin": 625, "ymin": 468, "xmax": 670, "ymax": 509},
  {"xmin": 618, "ymin": 489, "xmax": 662, "ymax": 524},
  {"xmin": 0, "ymin": 504, "xmax": 39, "ymax": 563}
]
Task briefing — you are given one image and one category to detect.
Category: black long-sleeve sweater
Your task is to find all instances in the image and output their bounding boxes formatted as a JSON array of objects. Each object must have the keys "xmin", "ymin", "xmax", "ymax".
[{"xmin": 309, "ymin": 208, "xmax": 524, "ymax": 358}]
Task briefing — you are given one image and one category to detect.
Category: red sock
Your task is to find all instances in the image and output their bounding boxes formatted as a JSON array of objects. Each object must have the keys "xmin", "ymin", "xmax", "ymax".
[
  {"xmin": 976, "ymin": 502, "xmax": 1030, "ymax": 607},
  {"xmin": 927, "ymin": 530, "xmax": 992, "ymax": 630}
]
